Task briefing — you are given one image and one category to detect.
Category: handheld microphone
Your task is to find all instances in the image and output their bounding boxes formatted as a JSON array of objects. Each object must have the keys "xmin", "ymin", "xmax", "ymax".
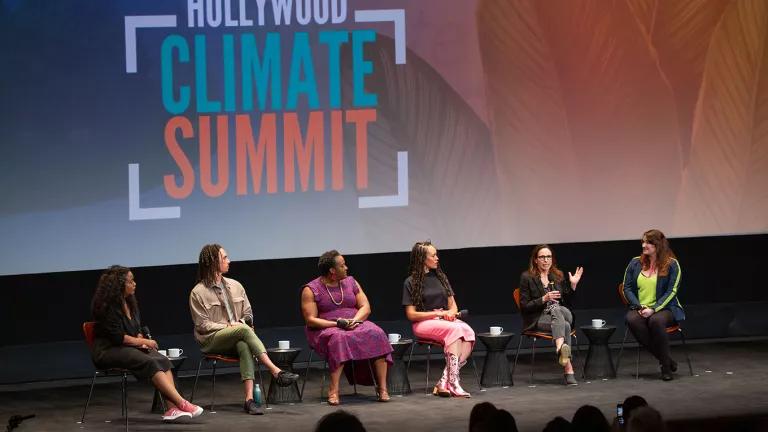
[
  {"xmin": 242, "ymin": 315, "xmax": 254, "ymax": 327},
  {"xmin": 457, "ymin": 309, "xmax": 469, "ymax": 319},
  {"xmin": 140, "ymin": 326, "xmax": 152, "ymax": 339}
]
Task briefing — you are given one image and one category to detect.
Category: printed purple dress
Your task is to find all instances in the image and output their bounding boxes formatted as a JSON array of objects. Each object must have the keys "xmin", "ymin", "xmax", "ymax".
[{"xmin": 304, "ymin": 276, "xmax": 393, "ymax": 375}]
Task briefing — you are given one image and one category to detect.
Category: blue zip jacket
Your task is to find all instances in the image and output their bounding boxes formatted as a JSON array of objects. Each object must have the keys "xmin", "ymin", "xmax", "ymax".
[{"xmin": 622, "ymin": 256, "xmax": 685, "ymax": 321}]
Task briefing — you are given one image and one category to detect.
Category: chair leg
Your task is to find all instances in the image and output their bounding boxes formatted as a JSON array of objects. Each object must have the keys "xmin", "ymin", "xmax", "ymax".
[
  {"xmin": 320, "ymin": 360, "xmax": 328, "ymax": 399},
  {"xmin": 570, "ymin": 334, "xmax": 582, "ymax": 378},
  {"xmin": 256, "ymin": 358, "xmax": 269, "ymax": 408},
  {"xmin": 210, "ymin": 360, "xmax": 218, "ymax": 411},
  {"xmin": 351, "ymin": 360, "xmax": 358, "ymax": 395},
  {"xmin": 80, "ymin": 371, "xmax": 98, "ymax": 423},
  {"xmin": 122, "ymin": 373, "xmax": 128, "ymax": 432},
  {"xmin": 301, "ymin": 349, "xmax": 313, "ymax": 401},
  {"xmin": 366, "ymin": 359, "xmax": 378, "ymax": 396},
  {"xmin": 511, "ymin": 335, "xmax": 524, "ymax": 377},
  {"xmin": 406, "ymin": 343, "xmax": 416, "ymax": 378},
  {"xmin": 191, "ymin": 358, "xmax": 204, "ymax": 403},
  {"xmin": 121, "ymin": 373, "xmax": 126, "ymax": 418},
  {"xmin": 424, "ymin": 345, "xmax": 431, "ymax": 395},
  {"xmin": 615, "ymin": 325, "xmax": 630, "ymax": 375},
  {"xmin": 530, "ymin": 337, "xmax": 537, "ymax": 385},
  {"xmin": 678, "ymin": 329, "xmax": 694, "ymax": 376}
]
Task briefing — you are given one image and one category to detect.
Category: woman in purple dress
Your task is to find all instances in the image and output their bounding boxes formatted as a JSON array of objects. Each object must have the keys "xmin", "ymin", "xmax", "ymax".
[{"xmin": 301, "ymin": 250, "xmax": 393, "ymax": 406}]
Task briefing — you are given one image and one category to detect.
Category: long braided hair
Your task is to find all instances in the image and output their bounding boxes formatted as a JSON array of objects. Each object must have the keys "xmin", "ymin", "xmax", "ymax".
[
  {"xmin": 91, "ymin": 265, "xmax": 138, "ymax": 320},
  {"xmin": 198, "ymin": 243, "xmax": 223, "ymax": 287},
  {"xmin": 407, "ymin": 241, "xmax": 452, "ymax": 311}
]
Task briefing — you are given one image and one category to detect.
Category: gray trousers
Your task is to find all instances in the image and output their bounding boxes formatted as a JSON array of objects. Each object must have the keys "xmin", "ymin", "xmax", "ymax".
[{"xmin": 535, "ymin": 306, "xmax": 573, "ymax": 346}]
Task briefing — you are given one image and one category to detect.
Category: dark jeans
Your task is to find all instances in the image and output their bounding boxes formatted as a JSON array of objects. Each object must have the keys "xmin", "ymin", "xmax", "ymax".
[{"xmin": 625, "ymin": 309, "xmax": 675, "ymax": 368}]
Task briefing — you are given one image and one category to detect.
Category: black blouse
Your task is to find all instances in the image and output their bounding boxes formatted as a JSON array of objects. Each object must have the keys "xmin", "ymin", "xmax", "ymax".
[
  {"xmin": 95, "ymin": 306, "xmax": 142, "ymax": 347},
  {"xmin": 402, "ymin": 271, "xmax": 454, "ymax": 312}
]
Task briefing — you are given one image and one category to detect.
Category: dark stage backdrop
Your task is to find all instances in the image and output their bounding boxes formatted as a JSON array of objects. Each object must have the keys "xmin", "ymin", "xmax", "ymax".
[{"xmin": 3, "ymin": 234, "xmax": 767, "ymax": 347}]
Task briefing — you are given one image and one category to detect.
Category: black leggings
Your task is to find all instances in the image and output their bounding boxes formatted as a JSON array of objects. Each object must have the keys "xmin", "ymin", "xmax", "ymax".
[{"xmin": 625, "ymin": 309, "xmax": 675, "ymax": 368}]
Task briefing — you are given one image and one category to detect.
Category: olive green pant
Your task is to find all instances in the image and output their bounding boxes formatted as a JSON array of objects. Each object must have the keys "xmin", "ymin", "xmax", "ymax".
[{"xmin": 201, "ymin": 326, "xmax": 267, "ymax": 381}]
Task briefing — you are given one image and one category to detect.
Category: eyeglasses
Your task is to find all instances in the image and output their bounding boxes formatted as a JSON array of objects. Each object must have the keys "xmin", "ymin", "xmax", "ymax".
[{"xmin": 537, "ymin": 255, "xmax": 553, "ymax": 261}]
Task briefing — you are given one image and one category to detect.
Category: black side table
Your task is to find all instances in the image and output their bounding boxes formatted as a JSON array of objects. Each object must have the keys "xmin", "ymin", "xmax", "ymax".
[
  {"xmin": 477, "ymin": 332, "xmax": 515, "ymax": 387},
  {"xmin": 580, "ymin": 325, "xmax": 616, "ymax": 379},
  {"xmin": 266, "ymin": 347, "xmax": 302, "ymax": 403},
  {"xmin": 151, "ymin": 355, "xmax": 187, "ymax": 413},
  {"xmin": 387, "ymin": 339, "xmax": 413, "ymax": 395}
]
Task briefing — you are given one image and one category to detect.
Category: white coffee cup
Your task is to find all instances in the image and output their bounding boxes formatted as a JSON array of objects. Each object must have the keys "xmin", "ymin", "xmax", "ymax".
[
  {"xmin": 490, "ymin": 326, "xmax": 504, "ymax": 335},
  {"xmin": 167, "ymin": 348, "xmax": 183, "ymax": 357},
  {"xmin": 388, "ymin": 333, "xmax": 402, "ymax": 343},
  {"xmin": 157, "ymin": 349, "xmax": 167, "ymax": 357},
  {"xmin": 591, "ymin": 319, "xmax": 606, "ymax": 328},
  {"xmin": 278, "ymin": 340, "xmax": 290, "ymax": 350}
]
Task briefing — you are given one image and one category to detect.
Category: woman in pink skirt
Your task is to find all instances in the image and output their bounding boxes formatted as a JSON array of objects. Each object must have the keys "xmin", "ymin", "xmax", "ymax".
[{"xmin": 402, "ymin": 241, "xmax": 475, "ymax": 397}]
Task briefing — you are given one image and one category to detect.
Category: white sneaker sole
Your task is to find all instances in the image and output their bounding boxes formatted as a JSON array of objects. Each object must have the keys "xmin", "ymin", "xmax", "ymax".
[{"xmin": 162, "ymin": 412, "xmax": 192, "ymax": 422}]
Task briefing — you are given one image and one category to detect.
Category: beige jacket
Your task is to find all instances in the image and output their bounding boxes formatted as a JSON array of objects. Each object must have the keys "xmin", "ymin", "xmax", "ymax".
[{"xmin": 189, "ymin": 277, "xmax": 253, "ymax": 344}]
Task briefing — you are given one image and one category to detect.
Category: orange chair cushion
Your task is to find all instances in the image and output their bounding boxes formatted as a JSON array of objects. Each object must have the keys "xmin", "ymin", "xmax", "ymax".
[{"xmin": 204, "ymin": 354, "xmax": 240, "ymax": 363}]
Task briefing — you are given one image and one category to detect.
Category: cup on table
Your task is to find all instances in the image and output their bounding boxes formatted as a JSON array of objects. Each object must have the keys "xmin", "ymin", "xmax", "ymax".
[
  {"xmin": 388, "ymin": 333, "xmax": 402, "ymax": 343},
  {"xmin": 278, "ymin": 340, "xmax": 290, "ymax": 350},
  {"xmin": 167, "ymin": 348, "xmax": 183, "ymax": 357},
  {"xmin": 157, "ymin": 349, "xmax": 167, "ymax": 357},
  {"xmin": 489, "ymin": 326, "xmax": 504, "ymax": 336},
  {"xmin": 591, "ymin": 319, "xmax": 606, "ymax": 328}
]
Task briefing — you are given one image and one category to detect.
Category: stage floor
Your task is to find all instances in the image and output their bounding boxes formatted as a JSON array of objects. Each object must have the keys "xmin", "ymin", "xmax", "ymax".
[{"xmin": 2, "ymin": 340, "xmax": 768, "ymax": 431}]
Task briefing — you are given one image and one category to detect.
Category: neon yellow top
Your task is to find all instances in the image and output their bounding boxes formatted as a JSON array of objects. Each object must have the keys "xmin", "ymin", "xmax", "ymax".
[{"xmin": 637, "ymin": 273, "xmax": 657, "ymax": 307}]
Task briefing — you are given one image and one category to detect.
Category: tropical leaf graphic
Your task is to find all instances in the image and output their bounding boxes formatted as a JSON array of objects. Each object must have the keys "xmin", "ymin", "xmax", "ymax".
[
  {"xmin": 477, "ymin": 0, "xmax": 683, "ymax": 243},
  {"xmin": 339, "ymin": 35, "xmax": 504, "ymax": 247},
  {"xmin": 674, "ymin": 0, "xmax": 768, "ymax": 234}
]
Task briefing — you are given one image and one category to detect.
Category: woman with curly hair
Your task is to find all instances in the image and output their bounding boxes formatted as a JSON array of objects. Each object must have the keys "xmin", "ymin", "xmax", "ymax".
[
  {"xmin": 90, "ymin": 265, "xmax": 203, "ymax": 422},
  {"xmin": 622, "ymin": 229, "xmax": 684, "ymax": 381},
  {"xmin": 518, "ymin": 244, "xmax": 583, "ymax": 385},
  {"xmin": 402, "ymin": 241, "xmax": 475, "ymax": 397}
]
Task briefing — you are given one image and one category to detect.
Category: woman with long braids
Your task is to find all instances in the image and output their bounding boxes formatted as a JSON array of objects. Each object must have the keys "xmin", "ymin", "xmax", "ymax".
[
  {"xmin": 91, "ymin": 266, "xmax": 203, "ymax": 422},
  {"xmin": 189, "ymin": 244, "xmax": 298, "ymax": 415},
  {"xmin": 402, "ymin": 241, "xmax": 475, "ymax": 397},
  {"xmin": 518, "ymin": 245, "xmax": 583, "ymax": 385},
  {"xmin": 622, "ymin": 229, "xmax": 684, "ymax": 381}
]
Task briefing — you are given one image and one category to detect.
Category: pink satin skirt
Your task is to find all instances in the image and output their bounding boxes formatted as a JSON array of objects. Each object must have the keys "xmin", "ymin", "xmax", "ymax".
[{"xmin": 412, "ymin": 318, "xmax": 476, "ymax": 348}]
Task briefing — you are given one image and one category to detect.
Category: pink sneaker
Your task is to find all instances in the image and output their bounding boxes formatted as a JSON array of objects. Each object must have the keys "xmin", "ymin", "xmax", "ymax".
[
  {"xmin": 178, "ymin": 399, "xmax": 204, "ymax": 418},
  {"xmin": 162, "ymin": 407, "xmax": 192, "ymax": 422}
]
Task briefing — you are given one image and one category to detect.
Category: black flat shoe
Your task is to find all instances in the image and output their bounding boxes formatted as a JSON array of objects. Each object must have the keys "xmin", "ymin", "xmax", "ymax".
[
  {"xmin": 276, "ymin": 370, "xmax": 299, "ymax": 386},
  {"xmin": 661, "ymin": 366, "xmax": 674, "ymax": 381}
]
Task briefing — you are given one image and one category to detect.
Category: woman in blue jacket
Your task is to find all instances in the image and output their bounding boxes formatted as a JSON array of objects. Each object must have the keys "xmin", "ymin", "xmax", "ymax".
[{"xmin": 623, "ymin": 229, "xmax": 684, "ymax": 381}]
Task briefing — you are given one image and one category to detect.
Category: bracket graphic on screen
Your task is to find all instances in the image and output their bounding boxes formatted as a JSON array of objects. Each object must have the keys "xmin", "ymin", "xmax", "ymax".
[
  {"xmin": 358, "ymin": 151, "xmax": 409, "ymax": 208},
  {"xmin": 124, "ymin": 15, "xmax": 178, "ymax": 73},
  {"xmin": 354, "ymin": 9, "xmax": 406, "ymax": 64},
  {"xmin": 128, "ymin": 164, "xmax": 181, "ymax": 221}
]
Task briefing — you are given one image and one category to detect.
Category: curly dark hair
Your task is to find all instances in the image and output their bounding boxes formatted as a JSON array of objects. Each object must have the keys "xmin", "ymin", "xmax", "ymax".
[
  {"xmin": 318, "ymin": 250, "xmax": 341, "ymax": 276},
  {"xmin": 198, "ymin": 244, "xmax": 223, "ymax": 287},
  {"xmin": 527, "ymin": 244, "xmax": 564, "ymax": 283},
  {"xmin": 640, "ymin": 229, "xmax": 676, "ymax": 276},
  {"xmin": 91, "ymin": 265, "xmax": 138, "ymax": 320},
  {"xmin": 407, "ymin": 241, "xmax": 452, "ymax": 311}
]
